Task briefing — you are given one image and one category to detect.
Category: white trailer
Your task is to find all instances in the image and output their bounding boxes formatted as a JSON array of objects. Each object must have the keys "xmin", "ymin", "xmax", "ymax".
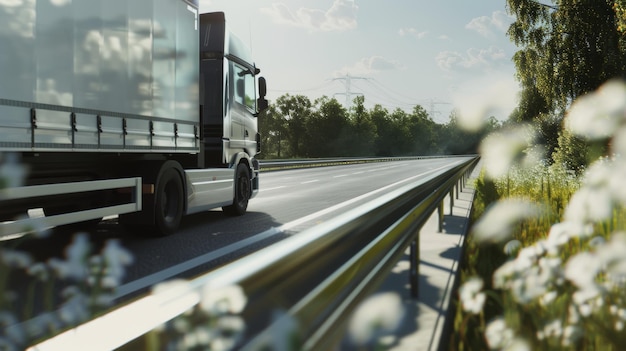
[{"xmin": 0, "ymin": 1, "xmax": 268, "ymax": 236}]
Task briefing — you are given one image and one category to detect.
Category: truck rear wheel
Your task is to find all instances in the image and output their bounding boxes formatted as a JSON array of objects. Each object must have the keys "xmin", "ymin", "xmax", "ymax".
[
  {"xmin": 153, "ymin": 167, "xmax": 184, "ymax": 236},
  {"xmin": 223, "ymin": 163, "xmax": 250, "ymax": 216}
]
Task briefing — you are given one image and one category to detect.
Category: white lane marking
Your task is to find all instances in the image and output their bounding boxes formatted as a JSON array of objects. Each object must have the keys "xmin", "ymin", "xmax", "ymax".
[
  {"xmin": 262, "ymin": 186, "xmax": 287, "ymax": 191},
  {"xmin": 301, "ymin": 180, "xmax": 319, "ymax": 184},
  {"xmin": 333, "ymin": 174, "xmax": 348, "ymax": 178}
]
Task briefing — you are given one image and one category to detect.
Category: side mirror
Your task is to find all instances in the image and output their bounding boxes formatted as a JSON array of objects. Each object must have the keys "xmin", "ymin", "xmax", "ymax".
[{"xmin": 257, "ymin": 77, "xmax": 268, "ymax": 113}]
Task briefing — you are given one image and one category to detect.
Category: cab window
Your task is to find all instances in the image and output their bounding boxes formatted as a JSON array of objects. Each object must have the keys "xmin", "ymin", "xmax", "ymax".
[{"xmin": 232, "ymin": 64, "xmax": 256, "ymax": 112}]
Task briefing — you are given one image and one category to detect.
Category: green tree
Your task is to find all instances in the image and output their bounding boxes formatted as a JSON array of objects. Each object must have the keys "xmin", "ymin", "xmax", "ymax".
[
  {"xmin": 274, "ymin": 94, "xmax": 313, "ymax": 158},
  {"xmin": 258, "ymin": 104, "xmax": 287, "ymax": 158},
  {"xmin": 507, "ymin": 0, "xmax": 626, "ymax": 168},
  {"xmin": 304, "ymin": 97, "xmax": 349, "ymax": 157},
  {"xmin": 441, "ymin": 110, "xmax": 501, "ymax": 155},
  {"xmin": 347, "ymin": 96, "xmax": 377, "ymax": 156},
  {"xmin": 408, "ymin": 105, "xmax": 436, "ymax": 155},
  {"xmin": 508, "ymin": 0, "xmax": 625, "ymax": 114}
]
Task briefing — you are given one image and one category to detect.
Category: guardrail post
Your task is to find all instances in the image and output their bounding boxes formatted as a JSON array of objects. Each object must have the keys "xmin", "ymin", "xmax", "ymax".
[
  {"xmin": 409, "ymin": 238, "xmax": 419, "ymax": 298},
  {"xmin": 456, "ymin": 179, "xmax": 460, "ymax": 199},
  {"xmin": 438, "ymin": 200, "xmax": 444, "ymax": 232},
  {"xmin": 449, "ymin": 188, "xmax": 454, "ymax": 215}
]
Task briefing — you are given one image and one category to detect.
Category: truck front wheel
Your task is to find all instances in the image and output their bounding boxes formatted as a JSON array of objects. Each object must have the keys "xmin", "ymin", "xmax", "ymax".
[
  {"xmin": 153, "ymin": 167, "xmax": 184, "ymax": 236},
  {"xmin": 223, "ymin": 163, "xmax": 250, "ymax": 216}
]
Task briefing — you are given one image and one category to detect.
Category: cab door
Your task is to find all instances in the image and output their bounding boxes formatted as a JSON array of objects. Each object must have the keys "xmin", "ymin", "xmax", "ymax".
[{"xmin": 228, "ymin": 63, "xmax": 248, "ymax": 152}]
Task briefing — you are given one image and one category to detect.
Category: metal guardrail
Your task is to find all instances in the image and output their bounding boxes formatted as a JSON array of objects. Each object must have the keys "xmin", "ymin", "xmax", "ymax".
[
  {"xmin": 30, "ymin": 156, "xmax": 479, "ymax": 351},
  {"xmin": 259, "ymin": 155, "xmax": 456, "ymax": 171}
]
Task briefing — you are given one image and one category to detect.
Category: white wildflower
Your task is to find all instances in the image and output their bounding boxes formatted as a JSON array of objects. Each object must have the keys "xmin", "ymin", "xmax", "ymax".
[
  {"xmin": 348, "ymin": 292, "xmax": 405, "ymax": 346},
  {"xmin": 472, "ymin": 199, "xmax": 540, "ymax": 243},
  {"xmin": 27, "ymin": 262, "xmax": 49, "ymax": 281},
  {"xmin": 537, "ymin": 319, "xmax": 563, "ymax": 340},
  {"xmin": 562, "ymin": 325, "xmax": 583, "ymax": 346},
  {"xmin": 596, "ymin": 233, "xmax": 626, "ymax": 284},
  {"xmin": 503, "ymin": 239, "xmax": 521, "ymax": 256},
  {"xmin": 479, "ymin": 126, "xmax": 535, "ymax": 179},
  {"xmin": 252, "ymin": 310, "xmax": 298, "ymax": 351},
  {"xmin": 24, "ymin": 313, "xmax": 61, "ymax": 337},
  {"xmin": 0, "ymin": 153, "xmax": 27, "ymax": 189},
  {"xmin": 512, "ymin": 265, "xmax": 550, "ymax": 304},
  {"xmin": 493, "ymin": 260, "xmax": 519, "ymax": 289},
  {"xmin": 588, "ymin": 236, "xmax": 606, "ymax": 248},
  {"xmin": 612, "ymin": 127, "xmax": 626, "ymax": 157},
  {"xmin": 182, "ymin": 326, "xmax": 212, "ymax": 350},
  {"xmin": 539, "ymin": 291, "xmax": 558, "ymax": 306},
  {"xmin": 577, "ymin": 301, "xmax": 592, "ymax": 317},
  {"xmin": 618, "ymin": 308, "xmax": 626, "ymax": 320},
  {"xmin": 564, "ymin": 186, "xmax": 613, "ymax": 224},
  {"xmin": 49, "ymin": 233, "xmax": 90, "ymax": 280},
  {"xmin": 94, "ymin": 293, "xmax": 114, "ymax": 308},
  {"xmin": 505, "ymin": 338, "xmax": 531, "ymax": 351},
  {"xmin": 211, "ymin": 315, "xmax": 246, "ymax": 350},
  {"xmin": 565, "ymin": 80, "xmax": 626, "ymax": 139},
  {"xmin": 1, "ymin": 249, "xmax": 32, "ymax": 269},
  {"xmin": 565, "ymin": 252, "xmax": 601, "ymax": 290},
  {"xmin": 58, "ymin": 288, "xmax": 90, "ymax": 324},
  {"xmin": 547, "ymin": 221, "xmax": 584, "ymax": 248},
  {"xmin": 101, "ymin": 239, "xmax": 134, "ymax": 288},
  {"xmin": 608, "ymin": 158, "xmax": 626, "ymax": 203},
  {"xmin": 200, "ymin": 285, "xmax": 247, "ymax": 315},
  {"xmin": 459, "ymin": 277, "xmax": 486, "ymax": 314},
  {"xmin": 568, "ymin": 304, "xmax": 580, "ymax": 324},
  {"xmin": 485, "ymin": 317, "xmax": 514, "ymax": 349},
  {"xmin": 0, "ymin": 312, "xmax": 24, "ymax": 345}
]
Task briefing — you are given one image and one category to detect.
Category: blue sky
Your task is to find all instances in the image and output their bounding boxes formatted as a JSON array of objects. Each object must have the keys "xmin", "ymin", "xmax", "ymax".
[{"xmin": 199, "ymin": 0, "xmax": 520, "ymax": 123}]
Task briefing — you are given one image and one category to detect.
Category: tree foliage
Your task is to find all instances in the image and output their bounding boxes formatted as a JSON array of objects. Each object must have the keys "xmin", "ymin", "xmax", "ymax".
[
  {"xmin": 507, "ymin": 0, "xmax": 625, "ymax": 117},
  {"xmin": 506, "ymin": 0, "xmax": 626, "ymax": 169},
  {"xmin": 258, "ymin": 95, "xmax": 501, "ymax": 159}
]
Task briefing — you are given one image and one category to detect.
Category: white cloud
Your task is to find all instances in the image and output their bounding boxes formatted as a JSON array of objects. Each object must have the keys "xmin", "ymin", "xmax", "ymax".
[
  {"xmin": 466, "ymin": 11, "xmax": 514, "ymax": 38},
  {"xmin": 436, "ymin": 46, "xmax": 506, "ymax": 72},
  {"xmin": 398, "ymin": 27, "xmax": 428, "ymax": 40},
  {"xmin": 334, "ymin": 56, "xmax": 404, "ymax": 77},
  {"xmin": 50, "ymin": 0, "xmax": 70, "ymax": 6},
  {"xmin": 260, "ymin": 0, "xmax": 358, "ymax": 32}
]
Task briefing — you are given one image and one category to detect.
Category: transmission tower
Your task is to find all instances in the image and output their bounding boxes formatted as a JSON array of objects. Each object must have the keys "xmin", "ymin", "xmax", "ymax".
[
  {"xmin": 333, "ymin": 74, "xmax": 367, "ymax": 109},
  {"xmin": 426, "ymin": 99, "xmax": 452, "ymax": 121}
]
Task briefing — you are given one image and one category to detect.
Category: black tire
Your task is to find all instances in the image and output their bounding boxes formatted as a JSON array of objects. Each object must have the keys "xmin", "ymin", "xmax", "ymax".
[
  {"xmin": 223, "ymin": 163, "xmax": 251, "ymax": 216},
  {"xmin": 152, "ymin": 167, "xmax": 184, "ymax": 236}
]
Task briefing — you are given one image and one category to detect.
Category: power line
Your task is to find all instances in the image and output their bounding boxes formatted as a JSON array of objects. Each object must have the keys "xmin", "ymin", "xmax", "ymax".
[
  {"xmin": 268, "ymin": 80, "xmax": 336, "ymax": 94},
  {"xmin": 333, "ymin": 74, "xmax": 367, "ymax": 109}
]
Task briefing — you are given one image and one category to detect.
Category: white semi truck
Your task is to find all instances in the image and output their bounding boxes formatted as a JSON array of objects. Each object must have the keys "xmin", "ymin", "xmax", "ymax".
[{"xmin": 0, "ymin": 1, "xmax": 268, "ymax": 236}]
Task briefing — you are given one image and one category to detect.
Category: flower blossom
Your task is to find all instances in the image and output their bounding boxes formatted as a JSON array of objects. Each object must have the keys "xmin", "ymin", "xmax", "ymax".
[
  {"xmin": 479, "ymin": 125, "xmax": 536, "ymax": 179},
  {"xmin": 200, "ymin": 284, "xmax": 247, "ymax": 315},
  {"xmin": 348, "ymin": 292, "xmax": 405, "ymax": 346},
  {"xmin": 472, "ymin": 198, "xmax": 540, "ymax": 243},
  {"xmin": 459, "ymin": 277, "xmax": 486, "ymax": 314},
  {"xmin": 485, "ymin": 317, "xmax": 515, "ymax": 349}
]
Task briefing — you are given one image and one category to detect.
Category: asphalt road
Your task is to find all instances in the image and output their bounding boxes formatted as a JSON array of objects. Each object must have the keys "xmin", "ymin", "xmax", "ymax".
[{"xmin": 11, "ymin": 157, "xmax": 471, "ymax": 303}]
